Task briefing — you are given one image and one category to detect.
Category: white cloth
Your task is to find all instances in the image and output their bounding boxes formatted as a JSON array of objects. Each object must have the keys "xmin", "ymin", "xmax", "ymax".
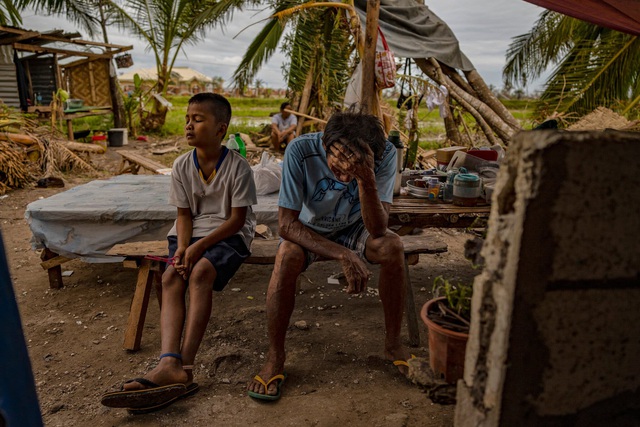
[{"xmin": 425, "ymin": 85, "xmax": 449, "ymax": 119}]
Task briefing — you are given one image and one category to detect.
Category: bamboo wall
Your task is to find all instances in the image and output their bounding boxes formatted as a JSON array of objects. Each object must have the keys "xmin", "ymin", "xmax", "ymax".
[{"xmin": 65, "ymin": 59, "xmax": 111, "ymax": 107}]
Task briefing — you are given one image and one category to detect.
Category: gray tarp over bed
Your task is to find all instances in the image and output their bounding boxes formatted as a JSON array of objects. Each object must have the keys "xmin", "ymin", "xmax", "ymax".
[
  {"xmin": 25, "ymin": 175, "xmax": 280, "ymax": 263},
  {"xmin": 354, "ymin": 0, "xmax": 475, "ymax": 72}
]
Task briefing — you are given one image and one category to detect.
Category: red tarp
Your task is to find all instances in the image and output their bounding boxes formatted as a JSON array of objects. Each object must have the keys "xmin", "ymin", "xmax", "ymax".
[{"xmin": 524, "ymin": 0, "xmax": 640, "ymax": 36}]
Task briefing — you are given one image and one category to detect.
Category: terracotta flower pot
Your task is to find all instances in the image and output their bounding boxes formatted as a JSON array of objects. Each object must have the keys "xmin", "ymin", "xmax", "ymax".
[{"xmin": 421, "ymin": 297, "xmax": 469, "ymax": 383}]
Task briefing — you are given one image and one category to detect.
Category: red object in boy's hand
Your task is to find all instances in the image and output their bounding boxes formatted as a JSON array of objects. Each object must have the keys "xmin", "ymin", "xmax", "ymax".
[{"xmin": 144, "ymin": 255, "xmax": 175, "ymax": 265}]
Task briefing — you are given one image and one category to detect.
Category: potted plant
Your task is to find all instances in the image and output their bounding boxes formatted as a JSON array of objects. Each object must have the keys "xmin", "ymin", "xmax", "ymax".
[{"xmin": 420, "ymin": 275, "xmax": 472, "ymax": 383}]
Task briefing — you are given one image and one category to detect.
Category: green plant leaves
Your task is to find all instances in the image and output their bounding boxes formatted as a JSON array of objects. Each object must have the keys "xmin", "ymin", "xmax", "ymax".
[{"xmin": 432, "ymin": 275, "xmax": 472, "ymax": 320}]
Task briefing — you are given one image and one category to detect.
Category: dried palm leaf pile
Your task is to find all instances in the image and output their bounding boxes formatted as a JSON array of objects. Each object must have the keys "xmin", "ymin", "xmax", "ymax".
[
  {"xmin": 567, "ymin": 107, "xmax": 640, "ymax": 131},
  {"xmin": 0, "ymin": 139, "xmax": 34, "ymax": 195},
  {"xmin": 0, "ymin": 108, "xmax": 99, "ymax": 195}
]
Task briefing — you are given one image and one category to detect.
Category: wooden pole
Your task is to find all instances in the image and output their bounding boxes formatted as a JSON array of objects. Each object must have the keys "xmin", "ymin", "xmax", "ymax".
[
  {"xmin": 296, "ymin": 68, "xmax": 314, "ymax": 135},
  {"xmin": 285, "ymin": 109, "xmax": 327, "ymax": 124},
  {"xmin": 360, "ymin": 0, "xmax": 380, "ymax": 115}
]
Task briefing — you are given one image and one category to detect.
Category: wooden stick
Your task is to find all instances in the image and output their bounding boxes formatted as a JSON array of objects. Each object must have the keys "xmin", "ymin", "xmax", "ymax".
[
  {"xmin": 437, "ymin": 301, "xmax": 470, "ymax": 327},
  {"xmin": 284, "ymin": 109, "xmax": 327, "ymax": 124}
]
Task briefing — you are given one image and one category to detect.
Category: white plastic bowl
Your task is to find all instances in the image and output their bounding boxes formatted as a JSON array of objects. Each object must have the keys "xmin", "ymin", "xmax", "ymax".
[{"xmin": 406, "ymin": 180, "xmax": 429, "ymax": 197}]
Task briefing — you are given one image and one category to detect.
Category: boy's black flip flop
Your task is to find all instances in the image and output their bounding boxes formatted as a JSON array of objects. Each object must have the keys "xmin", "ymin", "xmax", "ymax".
[
  {"xmin": 127, "ymin": 383, "xmax": 200, "ymax": 415},
  {"xmin": 101, "ymin": 378, "xmax": 187, "ymax": 408}
]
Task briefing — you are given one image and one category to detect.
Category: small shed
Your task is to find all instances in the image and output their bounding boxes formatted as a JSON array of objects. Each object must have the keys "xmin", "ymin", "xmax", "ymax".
[{"xmin": 0, "ymin": 26, "xmax": 132, "ymax": 115}]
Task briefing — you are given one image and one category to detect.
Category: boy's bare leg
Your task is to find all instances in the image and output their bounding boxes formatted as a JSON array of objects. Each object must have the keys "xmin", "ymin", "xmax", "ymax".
[
  {"xmin": 247, "ymin": 241, "xmax": 306, "ymax": 396},
  {"xmin": 123, "ymin": 267, "xmax": 189, "ymax": 390},
  {"xmin": 365, "ymin": 233, "xmax": 412, "ymax": 375},
  {"xmin": 180, "ymin": 259, "xmax": 216, "ymax": 384}
]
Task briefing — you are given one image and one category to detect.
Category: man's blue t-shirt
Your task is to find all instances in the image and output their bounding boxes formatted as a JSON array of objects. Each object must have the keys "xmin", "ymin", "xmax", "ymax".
[{"xmin": 278, "ymin": 132, "xmax": 396, "ymax": 234}]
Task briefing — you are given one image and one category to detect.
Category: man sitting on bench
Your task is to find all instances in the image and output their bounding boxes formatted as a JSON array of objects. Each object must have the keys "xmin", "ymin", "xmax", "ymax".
[{"xmin": 247, "ymin": 107, "xmax": 412, "ymax": 401}]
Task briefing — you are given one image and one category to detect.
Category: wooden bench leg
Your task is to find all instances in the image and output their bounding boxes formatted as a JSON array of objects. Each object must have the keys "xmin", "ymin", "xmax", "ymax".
[
  {"xmin": 123, "ymin": 259, "xmax": 154, "ymax": 351},
  {"xmin": 403, "ymin": 256, "xmax": 420, "ymax": 347},
  {"xmin": 41, "ymin": 248, "xmax": 63, "ymax": 289}
]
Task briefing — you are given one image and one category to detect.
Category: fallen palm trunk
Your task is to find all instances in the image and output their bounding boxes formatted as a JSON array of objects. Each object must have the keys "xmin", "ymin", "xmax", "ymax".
[
  {"xmin": 415, "ymin": 57, "xmax": 522, "ymax": 147},
  {"xmin": 61, "ymin": 141, "xmax": 106, "ymax": 154},
  {"xmin": 0, "ymin": 132, "xmax": 38, "ymax": 146}
]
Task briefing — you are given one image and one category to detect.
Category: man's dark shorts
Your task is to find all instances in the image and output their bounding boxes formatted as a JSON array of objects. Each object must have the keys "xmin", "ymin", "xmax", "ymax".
[
  {"xmin": 298, "ymin": 220, "xmax": 371, "ymax": 270},
  {"xmin": 167, "ymin": 235, "xmax": 250, "ymax": 291}
]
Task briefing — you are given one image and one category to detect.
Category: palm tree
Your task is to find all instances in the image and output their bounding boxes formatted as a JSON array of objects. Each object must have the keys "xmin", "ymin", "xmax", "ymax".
[
  {"xmin": 503, "ymin": 10, "xmax": 640, "ymax": 122},
  {"xmin": 211, "ymin": 76, "xmax": 225, "ymax": 93},
  {"xmin": 104, "ymin": 0, "xmax": 255, "ymax": 130},
  {"xmin": 232, "ymin": 1, "xmax": 356, "ymax": 123}
]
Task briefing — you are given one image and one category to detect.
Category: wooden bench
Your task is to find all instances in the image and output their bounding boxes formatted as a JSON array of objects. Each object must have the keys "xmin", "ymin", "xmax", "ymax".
[
  {"xmin": 106, "ymin": 234, "xmax": 447, "ymax": 351},
  {"xmin": 117, "ymin": 150, "xmax": 172, "ymax": 175}
]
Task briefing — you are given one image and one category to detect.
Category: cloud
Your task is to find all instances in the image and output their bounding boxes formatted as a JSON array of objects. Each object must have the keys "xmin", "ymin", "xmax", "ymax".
[{"xmin": 22, "ymin": 0, "xmax": 545, "ymax": 90}]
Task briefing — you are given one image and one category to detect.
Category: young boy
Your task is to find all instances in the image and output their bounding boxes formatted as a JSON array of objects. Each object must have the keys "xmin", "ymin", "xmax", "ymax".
[{"xmin": 102, "ymin": 93, "xmax": 257, "ymax": 413}]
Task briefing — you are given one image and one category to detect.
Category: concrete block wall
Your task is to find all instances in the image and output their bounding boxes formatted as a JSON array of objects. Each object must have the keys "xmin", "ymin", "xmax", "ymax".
[{"xmin": 455, "ymin": 130, "xmax": 640, "ymax": 426}]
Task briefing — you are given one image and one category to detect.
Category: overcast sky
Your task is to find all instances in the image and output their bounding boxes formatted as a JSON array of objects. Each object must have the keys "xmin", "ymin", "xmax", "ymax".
[{"xmin": 23, "ymin": 0, "xmax": 546, "ymax": 91}]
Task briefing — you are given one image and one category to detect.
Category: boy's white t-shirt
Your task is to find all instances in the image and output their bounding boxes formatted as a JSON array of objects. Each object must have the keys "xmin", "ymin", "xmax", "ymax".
[{"xmin": 168, "ymin": 148, "xmax": 257, "ymax": 250}]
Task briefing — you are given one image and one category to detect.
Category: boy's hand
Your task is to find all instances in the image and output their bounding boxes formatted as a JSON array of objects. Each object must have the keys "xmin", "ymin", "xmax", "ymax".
[
  {"xmin": 172, "ymin": 247, "xmax": 188, "ymax": 280},
  {"xmin": 176, "ymin": 242, "xmax": 205, "ymax": 280}
]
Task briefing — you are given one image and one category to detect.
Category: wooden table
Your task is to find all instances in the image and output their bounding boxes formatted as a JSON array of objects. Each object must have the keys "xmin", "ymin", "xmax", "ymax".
[
  {"xmin": 27, "ymin": 105, "xmax": 112, "ymax": 140},
  {"xmin": 390, "ymin": 195, "xmax": 491, "ymax": 235}
]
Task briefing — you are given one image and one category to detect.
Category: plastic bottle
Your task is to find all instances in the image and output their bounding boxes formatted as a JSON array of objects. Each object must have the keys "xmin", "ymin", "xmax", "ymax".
[
  {"xmin": 227, "ymin": 134, "xmax": 239, "ymax": 152},
  {"xmin": 235, "ymin": 133, "xmax": 246, "ymax": 158},
  {"xmin": 388, "ymin": 130, "xmax": 404, "ymax": 195},
  {"xmin": 427, "ymin": 177, "xmax": 440, "ymax": 201}
]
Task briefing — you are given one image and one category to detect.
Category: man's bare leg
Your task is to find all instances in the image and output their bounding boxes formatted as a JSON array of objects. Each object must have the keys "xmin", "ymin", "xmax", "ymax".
[
  {"xmin": 270, "ymin": 131, "xmax": 280, "ymax": 151},
  {"xmin": 247, "ymin": 241, "xmax": 306, "ymax": 396},
  {"xmin": 366, "ymin": 233, "xmax": 412, "ymax": 375}
]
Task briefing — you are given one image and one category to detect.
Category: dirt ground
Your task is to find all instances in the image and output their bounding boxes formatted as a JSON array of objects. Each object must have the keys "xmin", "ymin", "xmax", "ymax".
[{"xmin": 1, "ymin": 140, "xmax": 482, "ymax": 426}]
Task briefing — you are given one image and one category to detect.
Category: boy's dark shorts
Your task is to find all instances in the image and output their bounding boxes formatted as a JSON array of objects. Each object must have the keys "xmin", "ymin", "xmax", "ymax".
[{"xmin": 167, "ymin": 235, "xmax": 250, "ymax": 291}]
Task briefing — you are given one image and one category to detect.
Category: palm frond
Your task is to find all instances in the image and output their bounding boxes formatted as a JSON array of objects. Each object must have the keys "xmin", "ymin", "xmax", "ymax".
[
  {"xmin": 503, "ymin": 11, "xmax": 591, "ymax": 87},
  {"xmin": 537, "ymin": 32, "xmax": 640, "ymax": 118},
  {"xmin": 283, "ymin": 6, "xmax": 353, "ymax": 115},
  {"xmin": 0, "ymin": 0, "xmax": 22, "ymax": 26},
  {"xmin": 16, "ymin": 0, "xmax": 100, "ymax": 37},
  {"xmin": 231, "ymin": 1, "xmax": 301, "ymax": 90}
]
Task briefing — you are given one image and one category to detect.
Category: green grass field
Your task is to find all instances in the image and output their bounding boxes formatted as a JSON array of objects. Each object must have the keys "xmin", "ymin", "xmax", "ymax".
[{"xmin": 70, "ymin": 95, "xmax": 535, "ymax": 151}]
